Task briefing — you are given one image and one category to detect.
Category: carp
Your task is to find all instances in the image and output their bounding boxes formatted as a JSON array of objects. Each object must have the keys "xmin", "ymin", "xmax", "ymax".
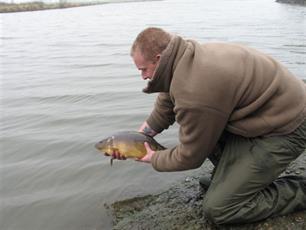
[{"xmin": 95, "ymin": 131, "xmax": 166, "ymax": 165}]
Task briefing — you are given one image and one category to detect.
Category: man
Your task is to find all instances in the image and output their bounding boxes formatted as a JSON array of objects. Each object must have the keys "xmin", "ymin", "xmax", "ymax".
[{"xmin": 120, "ymin": 27, "xmax": 306, "ymax": 224}]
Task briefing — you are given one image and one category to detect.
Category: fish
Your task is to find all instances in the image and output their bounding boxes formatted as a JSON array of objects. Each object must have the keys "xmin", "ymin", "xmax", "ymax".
[{"xmin": 95, "ymin": 131, "xmax": 166, "ymax": 165}]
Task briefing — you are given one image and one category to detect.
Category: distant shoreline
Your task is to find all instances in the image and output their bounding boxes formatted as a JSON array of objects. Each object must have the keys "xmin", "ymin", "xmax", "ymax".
[
  {"xmin": 0, "ymin": 0, "xmax": 159, "ymax": 13},
  {"xmin": 1, "ymin": 0, "xmax": 303, "ymax": 14},
  {"xmin": 0, "ymin": 1, "xmax": 100, "ymax": 13}
]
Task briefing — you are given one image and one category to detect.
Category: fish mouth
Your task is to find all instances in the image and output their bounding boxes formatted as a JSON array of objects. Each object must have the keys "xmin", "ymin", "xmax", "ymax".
[
  {"xmin": 94, "ymin": 143, "xmax": 110, "ymax": 156},
  {"xmin": 95, "ymin": 142, "xmax": 103, "ymax": 150}
]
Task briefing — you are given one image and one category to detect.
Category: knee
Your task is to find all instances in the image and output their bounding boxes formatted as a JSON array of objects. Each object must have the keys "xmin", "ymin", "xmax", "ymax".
[{"xmin": 203, "ymin": 198, "xmax": 229, "ymax": 225}]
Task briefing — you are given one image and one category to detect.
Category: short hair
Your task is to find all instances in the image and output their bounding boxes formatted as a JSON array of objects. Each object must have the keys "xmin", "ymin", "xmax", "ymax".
[{"xmin": 130, "ymin": 27, "xmax": 172, "ymax": 62}]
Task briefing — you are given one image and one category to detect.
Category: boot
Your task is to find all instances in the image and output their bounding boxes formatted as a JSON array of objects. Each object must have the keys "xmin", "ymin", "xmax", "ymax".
[{"xmin": 199, "ymin": 175, "xmax": 211, "ymax": 190}]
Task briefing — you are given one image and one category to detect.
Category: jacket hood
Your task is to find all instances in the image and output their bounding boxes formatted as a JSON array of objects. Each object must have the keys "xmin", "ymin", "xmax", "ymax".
[{"xmin": 143, "ymin": 36, "xmax": 187, "ymax": 93}]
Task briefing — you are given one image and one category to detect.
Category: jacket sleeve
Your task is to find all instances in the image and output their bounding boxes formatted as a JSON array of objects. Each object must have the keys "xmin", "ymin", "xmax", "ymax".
[
  {"xmin": 146, "ymin": 93, "xmax": 176, "ymax": 133},
  {"xmin": 151, "ymin": 106, "xmax": 229, "ymax": 171}
]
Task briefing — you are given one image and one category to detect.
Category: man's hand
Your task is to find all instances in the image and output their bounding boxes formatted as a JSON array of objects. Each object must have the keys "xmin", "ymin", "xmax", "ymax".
[
  {"xmin": 109, "ymin": 142, "xmax": 156, "ymax": 163},
  {"xmin": 138, "ymin": 142, "xmax": 156, "ymax": 163},
  {"xmin": 138, "ymin": 121, "xmax": 158, "ymax": 137}
]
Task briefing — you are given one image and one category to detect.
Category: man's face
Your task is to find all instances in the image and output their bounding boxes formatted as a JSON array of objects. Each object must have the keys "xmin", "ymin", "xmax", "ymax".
[{"xmin": 132, "ymin": 50, "xmax": 160, "ymax": 80}]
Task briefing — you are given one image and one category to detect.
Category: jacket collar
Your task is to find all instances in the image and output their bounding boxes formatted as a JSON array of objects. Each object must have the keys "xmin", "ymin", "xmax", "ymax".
[{"xmin": 143, "ymin": 36, "xmax": 187, "ymax": 93}]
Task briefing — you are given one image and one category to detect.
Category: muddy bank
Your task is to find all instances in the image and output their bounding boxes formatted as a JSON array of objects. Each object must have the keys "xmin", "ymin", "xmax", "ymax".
[
  {"xmin": 0, "ymin": 1, "xmax": 99, "ymax": 13},
  {"xmin": 0, "ymin": 0, "xmax": 158, "ymax": 13},
  {"xmin": 276, "ymin": 0, "xmax": 306, "ymax": 5},
  {"xmin": 106, "ymin": 149, "xmax": 306, "ymax": 230}
]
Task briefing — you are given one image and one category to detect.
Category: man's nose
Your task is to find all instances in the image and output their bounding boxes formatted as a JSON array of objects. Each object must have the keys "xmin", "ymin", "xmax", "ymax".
[{"xmin": 142, "ymin": 73, "xmax": 147, "ymax": 79}]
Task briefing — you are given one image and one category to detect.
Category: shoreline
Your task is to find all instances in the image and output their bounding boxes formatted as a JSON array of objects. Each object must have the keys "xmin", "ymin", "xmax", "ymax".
[
  {"xmin": 108, "ymin": 150, "xmax": 306, "ymax": 230},
  {"xmin": 0, "ymin": 0, "xmax": 158, "ymax": 13},
  {"xmin": 1, "ymin": 0, "xmax": 303, "ymax": 14},
  {"xmin": 0, "ymin": 1, "xmax": 99, "ymax": 13}
]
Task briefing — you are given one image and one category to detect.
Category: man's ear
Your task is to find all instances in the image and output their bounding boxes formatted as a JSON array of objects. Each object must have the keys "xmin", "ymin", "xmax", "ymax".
[{"xmin": 154, "ymin": 54, "xmax": 161, "ymax": 64}]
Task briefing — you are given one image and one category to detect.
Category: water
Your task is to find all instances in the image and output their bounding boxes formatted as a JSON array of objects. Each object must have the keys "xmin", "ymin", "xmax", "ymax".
[{"xmin": 0, "ymin": 0, "xmax": 305, "ymax": 229}]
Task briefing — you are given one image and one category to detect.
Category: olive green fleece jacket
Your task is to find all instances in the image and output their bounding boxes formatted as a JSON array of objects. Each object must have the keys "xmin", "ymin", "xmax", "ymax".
[{"xmin": 144, "ymin": 36, "xmax": 306, "ymax": 172}]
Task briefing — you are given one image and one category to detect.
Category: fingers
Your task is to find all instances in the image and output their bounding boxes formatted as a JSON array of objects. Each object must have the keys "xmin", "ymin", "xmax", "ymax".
[
  {"xmin": 135, "ymin": 142, "xmax": 154, "ymax": 163},
  {"xmin": 144, "ymin": 142, "xmax": 152, "ymax": 153}
]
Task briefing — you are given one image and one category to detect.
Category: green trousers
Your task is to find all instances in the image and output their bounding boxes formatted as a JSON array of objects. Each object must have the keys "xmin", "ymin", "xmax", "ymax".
[{"xmin": 204, "ymin": 120, "xmax": 306, "ymax": 224}]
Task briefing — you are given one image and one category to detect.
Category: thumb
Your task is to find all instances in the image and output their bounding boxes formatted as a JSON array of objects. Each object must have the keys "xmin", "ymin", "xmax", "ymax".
[{"xmin": 144, "ymin": 142, "xmax": 150, "ymax": 152}]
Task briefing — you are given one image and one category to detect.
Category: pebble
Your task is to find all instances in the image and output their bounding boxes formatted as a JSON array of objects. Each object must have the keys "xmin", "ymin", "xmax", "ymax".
[
  {"xmin": 294, "ymin": 216, "xmax": 303, "ymax": 223},
  {"xmin": 294, "ymin": 169, "xmax": 302, "ymax": 175},
  {"xmin": 285, "ymin": 169, "xmax": 292, "ymax": 174}
]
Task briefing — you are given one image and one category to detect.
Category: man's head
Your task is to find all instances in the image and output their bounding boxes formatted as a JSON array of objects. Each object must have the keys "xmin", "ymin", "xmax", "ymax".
[{"xmin": 131, "ymin": 27, "xmax": 171, "ymax": 80}]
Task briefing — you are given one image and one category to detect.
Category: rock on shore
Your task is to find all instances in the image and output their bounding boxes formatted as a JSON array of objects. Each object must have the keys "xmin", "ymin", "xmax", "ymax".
[
  {"xmin": 276, "ymin": 0, "xmax": 306, "ymax": 5},
  {"xmin": 107, "ymin": 150, "xmax": 306, "ymax": 230}
]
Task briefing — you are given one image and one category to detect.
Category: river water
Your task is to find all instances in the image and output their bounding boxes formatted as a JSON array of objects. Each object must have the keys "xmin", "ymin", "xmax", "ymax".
[{"xmin": 1, "ymin": 0, "xmax": 305, "ymax": 229}]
